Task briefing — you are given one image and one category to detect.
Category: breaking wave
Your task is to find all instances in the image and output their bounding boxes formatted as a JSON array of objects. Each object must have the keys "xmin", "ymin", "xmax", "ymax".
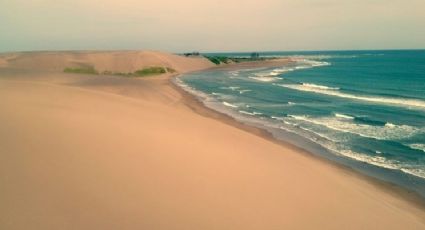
[
  {"xmin": 334, "ymin": 113, "xmax": 354, "ymax": 119},
  {"xmin": 239, "ymin": 110, "xmax": 263, "ymax": 116},
  {"xmin": 324, "ymin": 144, "xmax": 425, "ymax": 179},
  {"xmin": 239, "ymin": 89, "xmax": 252, "ymax": 94},
  {"xmin": 286, "ymin": 115, "xmax": 421, "ymax": 140},
  {"xmin": 249, "ymin": 76, "xmax": 282, "ymax": 82},
  {"xmin": 292, "ymin": 59, "xmax": 331, "ymax": 69},
  {"xmin": 220, "ymin": 86, "xmax": 252, "ymax": 94},
  {"xmin": 274, "ymin": 115, "xmax": 425, "ymax": 179},
  {"xmin": 277, "ymin": 83, "xmax": 425, "ymax": 110},
  {"xmin": 223, "ymin": 101, "xmax": 238, "ymax": 108},
  {"xmin": 408, "ymin": 144, "xmax": 425, "ymax": 153},
  {"xmin": 302, "ymin": 83, "xmax": 340, "ymax": 90}
]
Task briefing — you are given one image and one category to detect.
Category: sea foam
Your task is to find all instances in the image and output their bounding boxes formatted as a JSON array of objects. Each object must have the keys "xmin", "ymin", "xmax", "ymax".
[
  {"xmin": 279, "ymin": 116, "xmax": 425, "ymax": 179},
  {"xmin": 223, "ymin": 101, "xmax": 238, "ymax": 108},
  {"xmin": 334, "ymin": 113, "xmax": 354, "ymax": 119},
  {"xmin": 287, "ymin": 115, "xmax": 421, "ymax": 141},
  {"xmin": 239, "ymin": 110, "xmax": 263, "ymax": 116},
  {"xmin": 277, "ymin": 83, "xmax": 425, "ymax": 110},
  {"xmin": 302, "ymin": 83, "xmax": 339, "ymax": 90},
  {"xmin": 408, "ymin": 144, "xmax": 425, "ymax": 153},
  {"xmin": 249, "ymin": 76, "xmax": 282, "ymax": 82}
]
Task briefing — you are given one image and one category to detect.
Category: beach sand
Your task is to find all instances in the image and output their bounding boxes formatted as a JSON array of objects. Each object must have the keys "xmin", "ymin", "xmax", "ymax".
[{"xmin": 1, "ymin": 51, "xmax": 425, "ymax": 229}]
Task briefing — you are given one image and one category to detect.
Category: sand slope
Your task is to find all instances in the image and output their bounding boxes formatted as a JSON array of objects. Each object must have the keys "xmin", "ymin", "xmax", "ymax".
[{"xmin": 1, "ymin": 66, "xmax": 425, "ymax": 229}]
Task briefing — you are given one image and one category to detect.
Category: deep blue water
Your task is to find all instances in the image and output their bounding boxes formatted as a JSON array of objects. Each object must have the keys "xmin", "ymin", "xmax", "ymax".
[{"xmin": 177, "ymin": 50, "xmax": 425, "ymax": 196}]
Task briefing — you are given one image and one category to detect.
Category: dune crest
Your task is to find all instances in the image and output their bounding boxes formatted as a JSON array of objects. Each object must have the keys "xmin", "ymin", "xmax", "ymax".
[{"xmin": 0, "ymin": 51, "xmax": 214, "ymax": 74}]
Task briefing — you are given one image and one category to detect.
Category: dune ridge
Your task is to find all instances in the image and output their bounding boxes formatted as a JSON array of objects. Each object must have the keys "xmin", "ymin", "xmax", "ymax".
[{"xmin": 0, "ymin": 50, "xmax": 214, "ymax": 74}]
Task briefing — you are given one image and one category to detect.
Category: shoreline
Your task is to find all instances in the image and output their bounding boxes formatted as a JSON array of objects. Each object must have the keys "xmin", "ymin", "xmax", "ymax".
[{"xmin": 170, "ymin": 67, "xmax": 425, "ymax": 210}]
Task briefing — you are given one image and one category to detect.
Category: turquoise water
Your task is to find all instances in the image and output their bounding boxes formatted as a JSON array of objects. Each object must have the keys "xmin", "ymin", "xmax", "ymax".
[{"xmin": 177, "ymin": 50, "xmax": 425, "ymax": 196}]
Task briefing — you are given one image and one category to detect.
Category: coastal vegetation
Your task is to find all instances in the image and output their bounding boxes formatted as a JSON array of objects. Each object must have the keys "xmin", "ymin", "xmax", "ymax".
[
  {"xmin": 134, "ymin": 67, "xmax": 175, "ymax": 76},
  {"xmin": 204, "ymin": 55, "xmax": 275, "ymax": 65},
  {"xmin": 184, "ymin": 51, "xmax": 271, "ymax": 65},
  {"xmin": 205, "ymin": 56, "xmax": 231, "ymax": 65},
  {"xmin": 64, "ymin": 66, "xmax": 175, "ymax": 77},
  {"xmin": 63, "ymin": 66, "xmax": 98, "ymax": 75}
]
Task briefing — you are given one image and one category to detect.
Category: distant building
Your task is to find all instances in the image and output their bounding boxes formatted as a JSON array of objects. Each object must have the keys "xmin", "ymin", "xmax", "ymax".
[{"xmin": 250, "ymin": 52, "xmax": 260, "ymax": 59}]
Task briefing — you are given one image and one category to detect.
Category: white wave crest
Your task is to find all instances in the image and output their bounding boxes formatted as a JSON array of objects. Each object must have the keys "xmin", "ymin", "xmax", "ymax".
[
  {"xmin": 277, "ymin": 84, "xmax": 425, "ymax": 110},
  {"xmin": 302, "ymin": 83, "xmax": 339, "ymax": 90},
  {"xmin": 229, "ymin": 71, "xmax": 239, "ymax": 76},
  {"xmin": 271, "ymin": 116, "xmax": 285, "ymax": 121},
  {"xmin": 172, "ymin": 78, "xmax": 210, "ymax": 100},
  {"xmin": 246, "ymin": 58, "xmax": 329, "ymax": 82},
  {"xmin": 304, "ymin": 60, "xmax": 331, "ymax": 67},
  {"xmin": 222, "ymin": 101, "xmax": 238, "ymax": 108},
  {"xmin": 220, "ymin": 86, "xmax": 251, "ymax": 94},
  {"xmin": 287, "ymin": 115, "xmax": 421, "ymax": 140},
  {"xmin": 336, "ymin": 149, "xmax": 399, "ymax": 170},
  {"xmin": 408, "ymin": 144, "xmax": 425, "ymax": 153},
  {"xmin": 239, "ymin": 110, "xmax": 262, "ymax": 116},
  {"xmin": 249, "ymin": 76, "xmax": 282, "ymax": 82},
  {"xmin": 401, "ymin": 168, "xmax": 425, "ymax": 179},
  {"xmin": 302, "ymin": 135, "xmax": 425, "ymax": 179},
  {"xmin": 211, "ymin": 92, "xmax": 234, "ymax": 100},
  {"xmin": 239, "ymin": 89, "xmax": 252, "ymax": 94},
  {"xmin": 294, "ymin": 59, "xmax": 331, "ymax": 69},
  {"xmin": 270, "ymin": 67, "xmax": 295, "ymax": 75},
  {"xmin": 334, "ymin": 113, "xmax": 354, "ymax": 119},
  {"xmin": 220, "ymin": 86, "xmax": 240, "ymax": 91},
  {"xmin": 385, "ymin": 122, "xmax": 396, "ymax": 128}
]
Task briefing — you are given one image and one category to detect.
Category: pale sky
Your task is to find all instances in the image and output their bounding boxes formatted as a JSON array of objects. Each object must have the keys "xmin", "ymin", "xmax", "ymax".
[{"xmin": 1, "ymin": 0, "xmax": 424, "ymax": 52}]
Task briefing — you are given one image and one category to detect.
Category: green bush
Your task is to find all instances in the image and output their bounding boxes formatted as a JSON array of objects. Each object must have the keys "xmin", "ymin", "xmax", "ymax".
[
  {"xmin": 204, "ymin": 56, "xmax": 231, "ymax": 65},
  {"xmin": 134, "ymin": 67, "xmax": 175, "ymax": 77},
  {"xmin": 204, "ymin": 55, "xmax": 274, "ymax": 65},
  {"xmin": 64, "ymin": 66, "xmax": 98, "ymax": 75},
  {"xmin": 64, "ymin": 66, "xmax": 174, "ymax": 77},
  {"xmin": 216, "ymin": 56, "xmax": 230, "ymax": 64},
  {"xmin": 205, "ymin": 56, "xmax": 221, "ymax": 65},
  {"xmin": 134, "ymin": 67, "xmax": 166, "ymax": 76}
]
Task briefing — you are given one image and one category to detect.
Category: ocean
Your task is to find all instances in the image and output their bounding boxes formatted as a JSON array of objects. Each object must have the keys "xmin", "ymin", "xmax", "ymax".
[{"xmin": 175, "ymin": 50, "xmax": 425, "ymax": 197}]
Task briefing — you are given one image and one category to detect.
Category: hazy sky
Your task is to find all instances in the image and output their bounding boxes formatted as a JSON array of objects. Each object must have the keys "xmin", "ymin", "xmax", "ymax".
[{"xmin": 1, "ymin": 0, "xmax": 425, "ymax": 52}]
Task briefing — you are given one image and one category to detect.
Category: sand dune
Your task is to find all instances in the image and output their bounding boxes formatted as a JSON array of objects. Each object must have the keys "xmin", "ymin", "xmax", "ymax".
[
  {"xmin": 0, "ymin": 51, "xmax": 214, "ymax": 73},
  {"xmin": 1, "ymin": 51, "xmax": 425, "ymax": 229}
]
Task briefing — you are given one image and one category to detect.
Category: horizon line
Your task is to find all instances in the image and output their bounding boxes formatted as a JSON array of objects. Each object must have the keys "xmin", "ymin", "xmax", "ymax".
[{"xmin": 1, "ymin": 48, "xmax": 424, "ymax": 55}]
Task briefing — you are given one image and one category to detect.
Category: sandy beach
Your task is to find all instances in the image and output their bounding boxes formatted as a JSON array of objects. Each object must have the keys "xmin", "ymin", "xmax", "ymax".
[{"xmin": 1, "ymin": 51, "xmax": 425, "ymax": 229}]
